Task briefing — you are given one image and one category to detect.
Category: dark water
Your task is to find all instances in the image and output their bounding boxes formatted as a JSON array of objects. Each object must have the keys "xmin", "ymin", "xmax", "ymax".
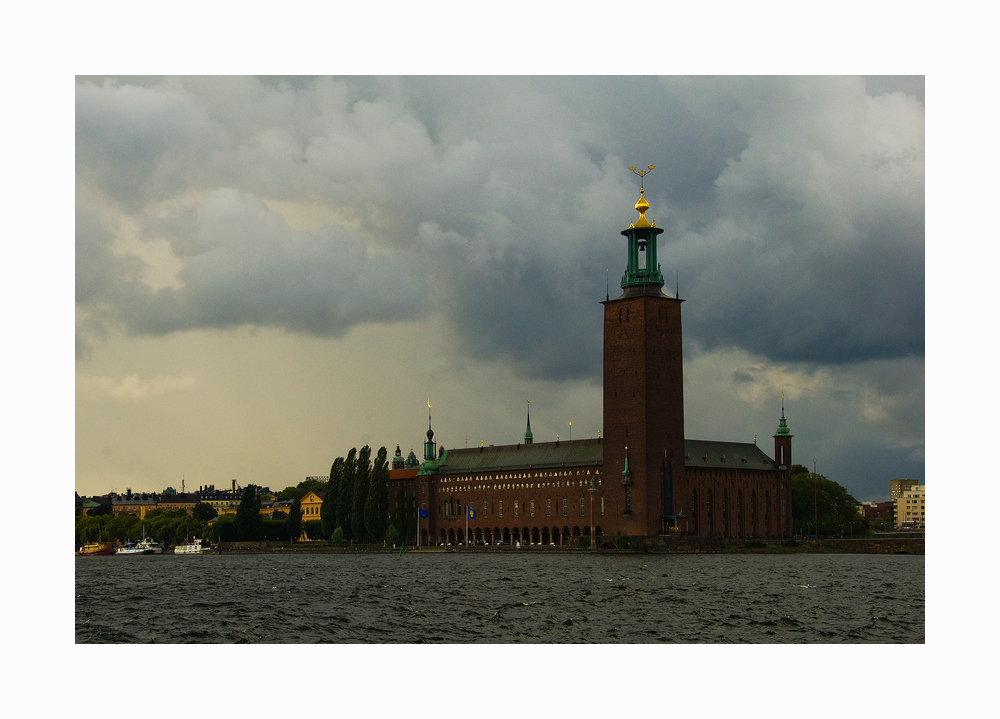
[{"xmin": 75, "ymin": 552, "xmax": 924, "ymax": 643}]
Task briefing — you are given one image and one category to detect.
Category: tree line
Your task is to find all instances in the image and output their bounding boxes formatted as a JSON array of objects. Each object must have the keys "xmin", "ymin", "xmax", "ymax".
[
  {"xmin": 790, "ymin": 465, "xmax": 872, "ymax": 537},
  {"xmin": 75, "ymin": 503, "xmax": 219, "ymax": 548},
  {"xmin": 271, "ymin": 444, "xmax": 397, "ymax": 545}
]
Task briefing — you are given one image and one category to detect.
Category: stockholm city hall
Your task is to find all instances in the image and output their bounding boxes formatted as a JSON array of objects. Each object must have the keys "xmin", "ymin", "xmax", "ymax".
[{"xmin": 388, "ymin": 168, "xmax": 794, "ymax": 547}]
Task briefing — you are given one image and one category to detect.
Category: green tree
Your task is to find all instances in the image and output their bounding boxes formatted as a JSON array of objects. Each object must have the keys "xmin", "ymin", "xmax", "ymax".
[
  {"xmin": 321, "ymin": 457, "xmax": 344, "ymax": 539},
  {"xmin": 108, "ymin": 513, "xmax": 141, "ymax": 542},
  {"xmin": 338, "ymin": 448, "xmax": 357, "ymax": 540},
  {"xmin": 352, "ymin": 445, "xmax": 371, "ymax": 542},
  {"xmin": 213, "ymin": 514, "xmax": 237, "ymax": 543},
  {"xmin": 287, "ymin": 496, "xmax": 303, "ymax": 542},
  {"xmin": 365, "ymin": 446, "xmax": 389, "ymax": 542},
  {"xmin": 192, "ymin": 502, "xmax": 218, "ymax": 522},
  {"xmin": 390, "ymin": 487, "xmax": 418, "ymax": 545},
  {"xmin": 385, "ymin": 524, "xmax": 400, "ymax": 547},
  {"xmin": 791, "ymin": 470, "xmax": 869, "ymax": 537},
  {"xmin": 279, "ymin": 477, "xmax": 328, "ymax": 501},
  {"xmin": 303, "ymin": 520, "xmax": 324, "ymax": 540},
  {"xmin": 234, "ymin": 485, "xmax": 264, "ymax": 541},
  {"xmin": 331, "ymin": 526, "xmax": 345, "ymax": 546}
]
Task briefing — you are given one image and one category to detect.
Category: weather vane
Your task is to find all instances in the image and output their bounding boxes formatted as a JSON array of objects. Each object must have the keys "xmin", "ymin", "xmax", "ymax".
[{"xmin": 628, "ymin": 165, "xmax": 656, "ymax": 190}]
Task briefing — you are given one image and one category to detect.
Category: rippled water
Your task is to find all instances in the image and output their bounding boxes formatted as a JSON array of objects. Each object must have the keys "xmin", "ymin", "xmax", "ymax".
[{"xmin": 75, "ymin": 552, "xmax": 923, "ymax": 643}]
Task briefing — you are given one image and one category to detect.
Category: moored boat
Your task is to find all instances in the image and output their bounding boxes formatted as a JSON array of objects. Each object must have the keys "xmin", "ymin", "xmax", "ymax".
[
  {"xmin": 116, "ymin": 541, "xmax": 154, "ymax": 555},
  {"xmin": 174, "ymin": 537, "xmax": 204, "ymax": 554},
  {"xmin": 135, "ymin": 535, "xmax": 163, "ymax": 554},
  {"xmin": 76, "ymin": 541, "xmax": 116, "ymax": 556}
]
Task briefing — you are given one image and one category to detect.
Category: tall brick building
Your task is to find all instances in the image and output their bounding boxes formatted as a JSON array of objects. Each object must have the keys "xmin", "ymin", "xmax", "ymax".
[{"xmin": 389, "ymin": 180, "xmax": 793, "ymax": 545}]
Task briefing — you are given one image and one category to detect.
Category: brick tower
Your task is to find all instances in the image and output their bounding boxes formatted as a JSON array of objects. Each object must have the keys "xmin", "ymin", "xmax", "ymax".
[{"xmin": 603, "ymin": 168, "xmax": 686, "ymax": 537}]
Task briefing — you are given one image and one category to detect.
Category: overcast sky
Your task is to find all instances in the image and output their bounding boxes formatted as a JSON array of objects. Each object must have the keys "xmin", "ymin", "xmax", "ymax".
[{"xmin": 75, "ymin": 75, "xmax": 924, "ymax": 502}]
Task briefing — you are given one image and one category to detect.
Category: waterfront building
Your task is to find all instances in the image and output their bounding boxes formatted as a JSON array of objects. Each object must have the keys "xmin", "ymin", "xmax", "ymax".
[
  {"xmin": 389, "ymin": 178, "xmax": 794, "ymax": 545},
  {"xmin": 299, "ymin": 490, "xmax": 324, "ymax": 520},
  {"xmin": 894, "ymin": 484, "xmax": 925, "ymax": 530},
  {"xmin": 890, "ymin": 478, "xmax": 918, "ymax": 499},
  {"xmin": 110, "ymin": 490, "xmax": 158, "ymax": 519}
]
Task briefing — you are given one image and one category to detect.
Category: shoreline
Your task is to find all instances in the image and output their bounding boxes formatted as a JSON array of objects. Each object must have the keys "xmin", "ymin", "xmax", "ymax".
[{"xmin": 212, "ymin": 536, "xmax": 923, "ymax": 556}]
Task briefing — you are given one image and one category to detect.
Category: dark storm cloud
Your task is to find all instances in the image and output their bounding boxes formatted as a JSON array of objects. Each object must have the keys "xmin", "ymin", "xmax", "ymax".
[{"xmin": 75, "ymin": 76, "xmax": 923, "ymax": 377}]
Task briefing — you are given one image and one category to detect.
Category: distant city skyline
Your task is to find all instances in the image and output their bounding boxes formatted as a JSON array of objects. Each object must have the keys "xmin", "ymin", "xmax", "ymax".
[{"xmin": 75, "ymin": 76, "xmax": 924, "ymax": 503}]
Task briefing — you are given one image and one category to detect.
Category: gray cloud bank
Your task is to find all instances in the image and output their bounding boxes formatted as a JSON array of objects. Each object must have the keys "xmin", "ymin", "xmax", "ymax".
[{"xmin": 76, "ymin": 76, "xmax": 924, "ymax": 382}]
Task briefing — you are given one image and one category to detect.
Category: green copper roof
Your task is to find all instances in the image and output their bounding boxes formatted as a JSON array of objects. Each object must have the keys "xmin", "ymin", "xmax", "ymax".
[
  {"xmin": 774, "ymin": 406, "xmax": 792, "ymax": 436},
  {"xmin": 425, "ymin": 438, "xmax": 603, "ymax": 475},
  {"xmin": 684, "ymin": 439, "xmax": 779, "ymax": 470},
  {"xmin": 405, "ymin": 437, "xmax": 783, "ymax": 476}
]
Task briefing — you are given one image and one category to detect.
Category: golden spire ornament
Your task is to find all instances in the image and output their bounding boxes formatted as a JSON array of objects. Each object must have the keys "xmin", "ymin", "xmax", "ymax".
[{"xmin": 628, "ymin": 165, "xmax": 656, "ymax": 228}]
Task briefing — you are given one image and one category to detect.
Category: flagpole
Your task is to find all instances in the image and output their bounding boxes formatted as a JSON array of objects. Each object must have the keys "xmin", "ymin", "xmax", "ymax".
[{"xmin": 466, "ymin": 503, "xmax": 469, "ymax": 547}]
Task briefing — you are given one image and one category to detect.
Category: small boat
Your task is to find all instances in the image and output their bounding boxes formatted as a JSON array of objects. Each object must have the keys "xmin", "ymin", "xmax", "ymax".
[
  {"xmin": 116, "ymin": 541, "xmax": 154, "ymax": 555},
  {"xmin": 135, "ymin": 535, "xmax": 163, "ymax": 554},
  {"xmin": 174, "ymin": 537, "xmax": 204, "ymax": 554},
  {"xmin": 76, "ymin": 541, "xmax": 116, "ymax": 556}
]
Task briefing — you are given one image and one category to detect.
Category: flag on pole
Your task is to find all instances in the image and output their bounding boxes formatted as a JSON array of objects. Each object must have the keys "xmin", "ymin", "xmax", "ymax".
[
  {"xmin": 467, "ymin": 507, "xmax": 476, "ymax": 519},
  {"xmin": 418, "ymin": 508, "xmax": 429, "ymax": 518}
]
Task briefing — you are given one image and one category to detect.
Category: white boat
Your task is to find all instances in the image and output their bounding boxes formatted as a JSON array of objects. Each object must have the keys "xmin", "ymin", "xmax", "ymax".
[
  {"xmin": 116, "ymin": 541, "xmax": 154, "ymax": 555},
  {"xmin": 135, "ymin": 535, "xmax": 163, "ymax": 554},
  {"xmin": 174, "ymin": 537, "xmax": 204, "ymax": 554}
]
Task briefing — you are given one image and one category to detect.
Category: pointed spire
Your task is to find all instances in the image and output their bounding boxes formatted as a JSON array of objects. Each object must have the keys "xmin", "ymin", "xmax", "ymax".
[
  {"xmin": 524, "ymin": 400, "xmax": 533, "ymax": 444},
  {"xmin": 424, "ymin": 399, "xmax": 437, "ymax": 461},
  {"xmin": 775, "ymin": 394, "xmax": 792, "ymax": 436}
]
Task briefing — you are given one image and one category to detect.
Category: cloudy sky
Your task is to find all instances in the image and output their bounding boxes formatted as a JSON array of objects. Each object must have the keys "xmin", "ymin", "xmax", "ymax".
[{"xmin": 75, "ymin": 75, "xmax": 924, "ymax": 502}]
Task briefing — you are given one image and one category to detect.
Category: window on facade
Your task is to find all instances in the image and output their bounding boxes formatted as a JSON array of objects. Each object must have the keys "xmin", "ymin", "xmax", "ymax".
[
  {"xmin": 499, "ymin": 500, "xmax": 503, "ymax": 518},
  {"xmin": 483, "ymin": 501, "xmax": 488, "ymax": 518},
  {"xmin": 601, "ymin": 497, "xmax": 604, "ymax": 516},
  {"xmin": 546, "ymin": 498, "xmax": 551, "ymax": 517},
  {"xmin": 563, "ymin": 498, "xmax": 568, "ymax": 517},
  {"xmin": 514, "ymin": 499, "xmax": 519, "ymax": 518},
  {"xmin": 530, "ymin": 499, "xmax": 535, "ymax": 518},
  {"xmin": 580, "ymin": 497, "xmax": 586, "ymax": 516}
]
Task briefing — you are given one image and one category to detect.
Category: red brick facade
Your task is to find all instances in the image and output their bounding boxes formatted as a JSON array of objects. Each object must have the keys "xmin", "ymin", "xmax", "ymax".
[
  {"xmin": 602, "ymin": 288, "xmax": 686, "ymax": 537},
  {"xmin": 387, "ymin": 187, "xmax": 793, "ymax": 543}
]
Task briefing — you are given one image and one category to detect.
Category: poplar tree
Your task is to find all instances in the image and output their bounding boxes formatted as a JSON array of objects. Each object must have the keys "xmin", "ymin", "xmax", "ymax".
[
  {"xmin": 338, "ymin": 448, "xmax": 357, "ymax": 540},
  {"xmin": 365, "ymin": 446, "xmax": 389, "ymax": 542},
  {"xmin": 352, "ymin": 445, "xmax": 371, "ymax": 542},
  {"xmin": 234, "ymin": 485, "xmax": 263, "ymax": 541},
  {"xmin": 286, "ymin": 496, "xmax": 303, "ymax": 542},
  {"xmin": 322, "ymin": 456, "xmax": 344, "ymax": 539}
]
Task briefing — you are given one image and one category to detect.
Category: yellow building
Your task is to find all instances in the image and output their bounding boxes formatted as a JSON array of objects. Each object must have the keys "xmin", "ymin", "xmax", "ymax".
[
  {"xmin": 300, "ymin": 490, "xmax": 324, "ymax": 520},
  {"xmin": 894, "ymin": 485, "xmax": 925, "ymax": 530}
]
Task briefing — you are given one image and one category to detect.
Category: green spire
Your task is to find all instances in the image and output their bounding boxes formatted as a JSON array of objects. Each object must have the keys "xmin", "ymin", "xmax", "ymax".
[
  {"xmin": 524, "ymin": 400, "xmax": 533, "ymax": 445},
  {"xmin": 621, "ymin": 445, "xmax": 632, "ymax": 482},
  {"xmin": 775, "ymin": 396, "xmax": 792, "ymax": 436}
]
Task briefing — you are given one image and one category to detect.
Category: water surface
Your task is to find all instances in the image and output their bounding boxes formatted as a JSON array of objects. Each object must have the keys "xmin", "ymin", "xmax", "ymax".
[{"xmin": 75, "ymin": 552, "xmax": 924, "ymax": 643}]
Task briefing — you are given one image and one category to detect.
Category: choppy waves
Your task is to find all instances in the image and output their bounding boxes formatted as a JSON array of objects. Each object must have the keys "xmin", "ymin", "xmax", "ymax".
[{"xmin": 75, "ymin": 552, "xmax": 924, "ymax": 643}]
